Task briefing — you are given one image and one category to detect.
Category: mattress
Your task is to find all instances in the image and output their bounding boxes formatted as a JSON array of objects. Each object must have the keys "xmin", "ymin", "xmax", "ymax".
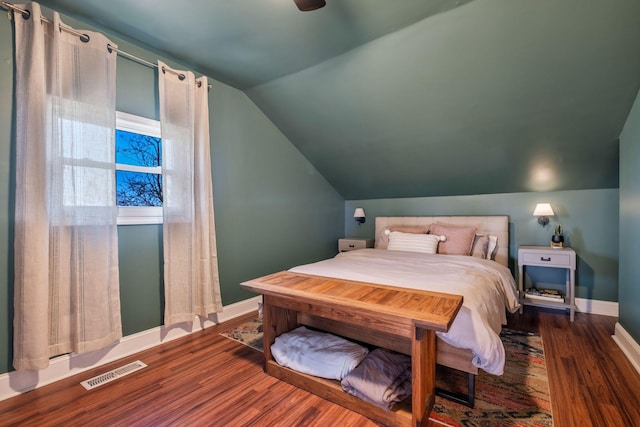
[{"xmin": 289, "ymin": 248, "xmax": 520, "ymax": 375}]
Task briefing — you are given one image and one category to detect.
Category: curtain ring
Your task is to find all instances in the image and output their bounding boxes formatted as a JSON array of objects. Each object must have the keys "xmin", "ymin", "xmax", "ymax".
[
  {"xmin": 178, "ymin": 73, "xmax": 186, "ymax": 81},
  {"xmin": 107, "ymin": 44, "xmax": 113, "ymax": 54},
  {"xmin": 197, "ymin": 81, "xmax": 202, "ymax": 88},
  {"xmin": 21, "ymin": 9, "xmax": 31, "ymax": 20},
  {"xmin": 161, "ymin": 66, "xmax": 166, "ymax": 74},
  {"xmin": 79, "ymin": 34, "xmax": 90, "ymax": 43}
]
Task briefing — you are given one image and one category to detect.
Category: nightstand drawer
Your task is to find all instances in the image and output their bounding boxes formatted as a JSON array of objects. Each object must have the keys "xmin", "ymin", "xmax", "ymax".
[
  {"xmin": 521, "ymin": 251, "xmax": 571, "ymax": 267},
  {"xmin": 338, "ymin": 238, "xmax": 374, "ymax": 252}
]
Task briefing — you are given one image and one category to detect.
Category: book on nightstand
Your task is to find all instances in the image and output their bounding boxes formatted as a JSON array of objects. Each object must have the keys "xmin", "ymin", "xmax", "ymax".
[{"xmin": 524, "ymin": 288, "xmax": 565, "ymax": 302}]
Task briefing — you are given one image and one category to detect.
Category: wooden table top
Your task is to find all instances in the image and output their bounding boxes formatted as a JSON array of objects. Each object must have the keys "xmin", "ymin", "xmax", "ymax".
[{"xmin": 241, "ymin": 271, "xmax": 463, "ymax": 333}]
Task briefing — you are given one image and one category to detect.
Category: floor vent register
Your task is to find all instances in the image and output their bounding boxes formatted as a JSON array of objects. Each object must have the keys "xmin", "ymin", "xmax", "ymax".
[{"xmin": 80, "ymin": 360, "xmax": 147, "ymax": 390}]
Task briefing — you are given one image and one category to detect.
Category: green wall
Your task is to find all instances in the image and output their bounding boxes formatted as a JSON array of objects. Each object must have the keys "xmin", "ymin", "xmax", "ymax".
[
  {"xmin": 619, "ymin": 88, "xmax": 640, "ymax": 343},
  {"xmin": 346, "ymin": 188, "xmax": 619, "ymax": 302},
  {"xmin": 0, "ymin": 9, "xmax": 344, "ymax": 374}
]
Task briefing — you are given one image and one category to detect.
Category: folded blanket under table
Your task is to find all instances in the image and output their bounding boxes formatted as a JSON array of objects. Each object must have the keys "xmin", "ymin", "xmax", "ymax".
[
  {"xmin": 270, "ymin": 326, "xmax": 369, "ymax": 381},
  {"xmin": 341, "ymin": 348, "xmax": 412, "ymax": 411},
  {"xmin": 271, "ymin": 326, "xmax": 414, "ymax": 411}
]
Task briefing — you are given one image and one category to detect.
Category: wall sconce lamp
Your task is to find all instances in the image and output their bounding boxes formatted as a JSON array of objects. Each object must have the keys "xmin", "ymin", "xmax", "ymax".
[
  {"xmin": 533, "ymin": 203, "xmax": 554, "ymax": 227},
  {"xmin": 354, "ymin": 208, "xmax": 366, "ymax": 225}
]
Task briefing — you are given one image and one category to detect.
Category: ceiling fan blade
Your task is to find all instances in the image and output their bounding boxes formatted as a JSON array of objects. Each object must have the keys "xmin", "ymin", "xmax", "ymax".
[{"xmin": 293, "ymin": 0, "xmax": 326, "ymax": 11}]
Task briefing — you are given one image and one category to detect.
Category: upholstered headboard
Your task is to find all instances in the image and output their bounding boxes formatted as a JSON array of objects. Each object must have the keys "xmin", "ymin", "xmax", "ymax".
[{"xmin": 375, "ymin": 216, "xmax": 509, "ymax": 267}]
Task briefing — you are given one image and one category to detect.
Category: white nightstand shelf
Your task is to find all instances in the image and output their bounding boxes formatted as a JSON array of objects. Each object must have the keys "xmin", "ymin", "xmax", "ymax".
[
  {"xmin": 518, "ymin": 246, "xmax": 576, "ymax": 321},
  {"xmin": 338, "ymin": 238, "xmax": 374, "ymax": 252}
]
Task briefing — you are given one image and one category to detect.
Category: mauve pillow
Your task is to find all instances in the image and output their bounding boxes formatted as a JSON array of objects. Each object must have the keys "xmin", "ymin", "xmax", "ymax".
[{"xmin": 430, "ymin": 224, "xmax": 477, "ymax": 256}]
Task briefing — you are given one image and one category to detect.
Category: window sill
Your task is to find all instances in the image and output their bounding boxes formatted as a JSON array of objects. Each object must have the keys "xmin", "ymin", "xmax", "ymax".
[{"xmin": 117, "ymin": 206, "xmax": 162, "ymax": 225}]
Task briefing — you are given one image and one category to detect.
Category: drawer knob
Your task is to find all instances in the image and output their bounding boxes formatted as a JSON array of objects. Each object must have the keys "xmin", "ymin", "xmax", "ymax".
[{"xmin": 540, "ymin": 256, "xmax": 551, "ymax": 262}]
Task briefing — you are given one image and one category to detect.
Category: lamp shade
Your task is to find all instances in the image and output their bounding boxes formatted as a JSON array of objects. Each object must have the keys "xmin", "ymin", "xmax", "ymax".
[
  {"xmin": 353, "ymin": 208, "xmax": 366, "ymax": 218},
  {"xmin": 533, "ymin": 203, "xmax": 554, "ymax": 216}
]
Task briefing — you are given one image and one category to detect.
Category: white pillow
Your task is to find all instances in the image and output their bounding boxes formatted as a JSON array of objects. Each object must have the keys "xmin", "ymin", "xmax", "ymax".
[
  {"xmin": 386, "ymin": 230, "xmax": 445, "ymax": 254},
  {"xmin": 487, "ymin": 235, "xmax": 498, "ymax": 260}
]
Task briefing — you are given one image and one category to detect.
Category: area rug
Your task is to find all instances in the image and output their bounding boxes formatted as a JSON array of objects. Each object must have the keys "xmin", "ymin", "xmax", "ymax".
[
  {"xmin": 220, "ymin": 318, "xmax": 264, "ymax": 352},
  {"xmin": 431, "ymin": 329, "xmax": 552, "ymax": 426},
  {"xmin": 220, "ymin": 321, "xmax": 552, "ymax": 426}
]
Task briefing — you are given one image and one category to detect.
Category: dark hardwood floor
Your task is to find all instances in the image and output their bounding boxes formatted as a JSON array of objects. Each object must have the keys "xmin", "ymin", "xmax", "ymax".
[{"xmin": 1, "ymin": 308, "xmax": 639, "ymax": 427}]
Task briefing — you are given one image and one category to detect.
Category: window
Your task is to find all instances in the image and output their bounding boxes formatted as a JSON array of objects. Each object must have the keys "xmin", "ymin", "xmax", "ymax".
[{"xmin": 116, "ymin": 111, "xmax": 163, "ymax": 225}]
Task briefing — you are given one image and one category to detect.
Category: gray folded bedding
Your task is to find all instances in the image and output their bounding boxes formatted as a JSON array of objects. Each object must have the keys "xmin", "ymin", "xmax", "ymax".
[{"xmin": 340, "ymin": 348, "xmax": 412, "ymax": 410}]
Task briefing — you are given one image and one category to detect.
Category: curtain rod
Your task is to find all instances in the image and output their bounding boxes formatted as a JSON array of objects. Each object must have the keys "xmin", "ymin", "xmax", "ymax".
[{"xmin": 0, "ymin": 0, "xmax": 211, "ymax": 90}]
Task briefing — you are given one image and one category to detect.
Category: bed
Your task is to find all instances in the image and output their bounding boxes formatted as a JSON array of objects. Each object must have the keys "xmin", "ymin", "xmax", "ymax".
[
  {"xmin": 293, "ymin": 216, "xmax": 519, "ymax": 373},
  {"xmin": 241, "ymin": 215, "xmax": 519, "ymax": 424}
]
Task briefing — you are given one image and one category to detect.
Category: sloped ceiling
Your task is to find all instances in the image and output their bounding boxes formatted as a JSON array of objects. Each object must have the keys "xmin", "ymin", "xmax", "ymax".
[{"xmin": 36, "ymin": 0, "xmax": 640, "ymax": 199}]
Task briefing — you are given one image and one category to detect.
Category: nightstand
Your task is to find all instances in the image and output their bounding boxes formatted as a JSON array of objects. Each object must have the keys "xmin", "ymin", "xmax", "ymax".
[
  {"xmin": 518, "ymin": 246, "xmax": 576, "ymax": 321},
  {"xmin": 338, "ymin": 238, "xmax": 374, "ymax": 252}
]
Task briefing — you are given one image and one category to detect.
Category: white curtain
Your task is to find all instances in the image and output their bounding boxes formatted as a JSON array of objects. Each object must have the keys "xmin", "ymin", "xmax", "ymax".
[
  {"xmin": 158, "ymin": 61, "xmax": 222, "ymax": 326},
  {"xmin": 13, "ymin": 2, "xmax": 121, "ymax": 371}
]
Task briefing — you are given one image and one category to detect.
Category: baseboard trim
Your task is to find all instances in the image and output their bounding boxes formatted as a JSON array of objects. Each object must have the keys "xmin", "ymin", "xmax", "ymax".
[
  {"xmin": 612, "ymin": 322, "xmax": 640, "ymax": 376},
  {"xmin": 0, "ymin": 296, "xmax": 261, "ymax": 402},
  {"xmin": 575, "ymin": 297, "xmax": 618, "ymax": 317}
]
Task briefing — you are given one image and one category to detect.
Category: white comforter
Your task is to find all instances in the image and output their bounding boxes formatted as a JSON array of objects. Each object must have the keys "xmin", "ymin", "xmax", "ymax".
[{"xmin": 289, "ymin": 249, "xmax": 520, "ymax": 375}]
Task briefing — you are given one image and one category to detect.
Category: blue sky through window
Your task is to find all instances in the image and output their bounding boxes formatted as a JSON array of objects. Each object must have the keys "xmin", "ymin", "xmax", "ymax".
[
  {"xmin": 116, "ymin": 129, "xmax": 162, "ymax": 207},
  {"xmin": 116, "ymin": 129, "xmax": 161, "ymax": 166}
]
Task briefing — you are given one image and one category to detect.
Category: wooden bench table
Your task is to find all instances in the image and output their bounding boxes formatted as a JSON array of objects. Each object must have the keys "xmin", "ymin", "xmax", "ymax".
[{"xmin": 240, "ymin": 271, "xmax": 463, "ymax": 427}]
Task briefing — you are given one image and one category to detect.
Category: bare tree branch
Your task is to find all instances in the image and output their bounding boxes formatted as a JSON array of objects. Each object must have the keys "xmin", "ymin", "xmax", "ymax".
[{"xmin": 116, "ymin": 132, "xmax": 162, "ymax": 206}]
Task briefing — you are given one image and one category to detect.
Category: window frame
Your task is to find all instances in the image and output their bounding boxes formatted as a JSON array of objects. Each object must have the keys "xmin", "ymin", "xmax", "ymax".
[{"xmin": 116, "ymin": 111, "xmax": 163, "ymax": 225}]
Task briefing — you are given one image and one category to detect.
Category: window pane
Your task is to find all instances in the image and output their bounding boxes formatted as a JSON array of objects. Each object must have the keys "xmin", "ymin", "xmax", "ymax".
[
  {"xmin": 115, "ymin": 112, "xmax": 163, "ymax": 224},
  {"xmin": 63, "ymin": 165, "xmax": 115, "ymax": 207},
  {"xmin": 61, "ymin": 118, "xmax": 114, "ymax": 163},
  {"xmin": 116, "ymin": 130, "xmax": 162, "ymax": 167},
  {"xmin": 116, "ymin": 170, "xmax": 162, "ymax": 207}
]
